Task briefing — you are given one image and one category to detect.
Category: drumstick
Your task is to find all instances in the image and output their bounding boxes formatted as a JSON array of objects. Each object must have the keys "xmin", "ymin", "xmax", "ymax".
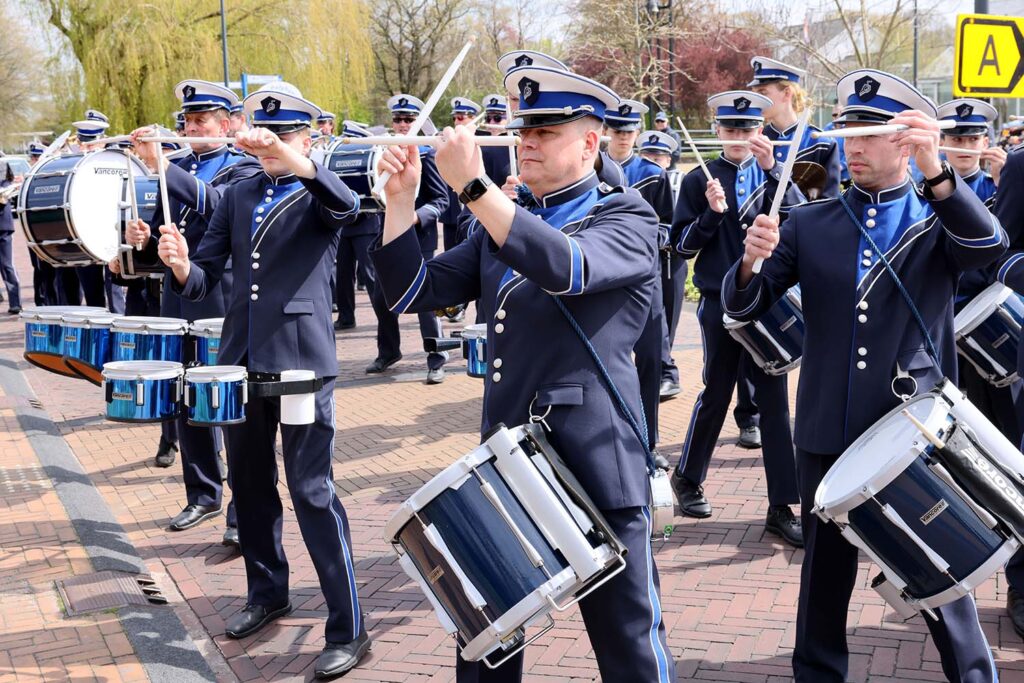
[
  {"xmin": 677, "ymin": 117, "xmax": 727, "ymax": 213},
  {"xmin": 39, "ymin": 131, "xmax": 70, "ymax": 163},
  {"xmin": 343, "ymin": 135, "xmax": 520, "ymax": 147},
  {"xmin": 901, "ymin": 409, "xmax": 946, "ymax": 450},
  {"xmin": 688, "ymin": 140, "xmax": 798, "ymax": 147},
  {"xmin": 812, "ymin": 119, "xmax": 958, "ymax": 139},
  {"xmin": 372, "ymin": 36, "xmax": 477, "ymax": 197},
  {"xmin": 938, "ymin": 146, "xmax": 985, "ymax": 157},
  {"xmin": 753, "ymin": 110, "xmax": 810, "ymax": 274},
  {"xmin": 125, "ymin": 156, "xmax": 142, "ymax": 250},
  {"xmin": 156, "ymin": 152, "xmax": 176, "ymax": 266},
  {"xmin": 506, "ymin": 100, "xmax": 518, "ymax": 177},
  {"xmin": 470, "ymin": 111, "xmax": 486, "ymax": 126}
]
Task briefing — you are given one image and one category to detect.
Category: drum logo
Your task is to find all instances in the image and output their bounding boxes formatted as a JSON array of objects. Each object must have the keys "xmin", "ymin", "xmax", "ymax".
[
  {"xmin": 920, "ymin": 499, "xmax": 948, "ymax": 525},
  {"xmin": 111, "ymin": 391, "xmax": 133, "ymax": 401},
  {"xmin": 31, "ymin": 330, "xmax": 46, "ymax": 337},
  {"xmin": 93, "ymin": 168, "xmax": 124, "ymax": 176},
  {"xmin": 32, "ymin": 185, "xmax": 60, "ymax": 195},
  {"xmin": 426, "ymin": 566, "xmax": 445, "ymax": 584},
  {"xmin": 119, "ymin": 341, "xmax": 136, "ymax": 350}
]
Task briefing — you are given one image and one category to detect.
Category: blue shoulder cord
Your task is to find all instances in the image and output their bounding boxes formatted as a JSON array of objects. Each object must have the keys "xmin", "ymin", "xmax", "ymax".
[
  {"xmin": 551, "ymin": 296, "xmax": 656, "ymax": 476},
  {"xmin": 837, "ymin": 192, "xmax": 940, "ymax": 364}
]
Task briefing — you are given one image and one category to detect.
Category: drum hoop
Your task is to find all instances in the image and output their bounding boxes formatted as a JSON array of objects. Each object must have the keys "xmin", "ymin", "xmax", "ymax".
[
  {"xmin": 954, "ymin": 282, "xmax": 1012, "ymax": 336},
  {"xmin": 102, "ymin": 360, "xmax": 184, "ymax": 381},
  {"xmin": 185, "ymin": 365, "xmax": 246, "ymax": 383}
]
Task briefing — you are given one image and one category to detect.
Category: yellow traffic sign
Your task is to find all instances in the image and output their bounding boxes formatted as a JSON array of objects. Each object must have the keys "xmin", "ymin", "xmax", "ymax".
[{"xmin": 955, "ymin": 14, "xmax": 1024, "ymax": 97}]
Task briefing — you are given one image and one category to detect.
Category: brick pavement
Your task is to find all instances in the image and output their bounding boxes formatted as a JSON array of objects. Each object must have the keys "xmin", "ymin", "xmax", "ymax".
[{"xmin": 4, "ymin": 227, "xmax": 1024, "ymax": 682}]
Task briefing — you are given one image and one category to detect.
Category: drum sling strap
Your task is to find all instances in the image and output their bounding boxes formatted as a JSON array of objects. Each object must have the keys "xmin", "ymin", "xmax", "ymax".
[{"xmin": 550, "ymin": 296, "xmax": 657, "ymax": 476}]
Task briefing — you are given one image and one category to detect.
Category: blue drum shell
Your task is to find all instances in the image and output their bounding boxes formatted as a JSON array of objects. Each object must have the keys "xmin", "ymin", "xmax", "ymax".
[
  {"xmin": 194, "ymin": 337, "xmax": 221, "ymax": 366},
  {"xmin": 111, "ymin": 331, "xmax": 184, "ymax": 363},
  {"xmin": 105, "ymin": 376, "xmax": 181, "ymax": 423},
  {"xmin": 394, "ymin": 460, "xmax": 568, "ymax": 643},
  {"xmin": 187, "ymin": 380, "xmax": 245, "ymax": 426},
  {"xmin": 847, "ymin": 455, "xmax": 1006, "ymax": 600},
  {"xmin": 462, "ymin": 337, "xmax": 488, "ymax": 379},
  {"xmin": 25, "ymin": 321, "xmax": 63, "ymax": 356},
  {"xmin": 63, "ymin": 326, "xmax": 112, "ymax": 374},
  {"xmin": 959, "ymin": 296, "xmax": 1024, "ymax": 386},
  {"xmin": 730, "ymin": 290, "xmax": 803, "ymax": 374}
]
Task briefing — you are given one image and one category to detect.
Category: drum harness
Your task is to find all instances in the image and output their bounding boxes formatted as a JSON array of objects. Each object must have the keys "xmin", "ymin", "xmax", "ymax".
[{"xmin": 838, "ymin": 192, "xmax": 939, "ymax": 401}]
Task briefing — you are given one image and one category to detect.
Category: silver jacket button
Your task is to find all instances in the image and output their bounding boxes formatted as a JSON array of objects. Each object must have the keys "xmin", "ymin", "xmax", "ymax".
[
  {"xmin": 857, "ymin": 360, "xmax": 867, "ymax": 370},
  {"xmin": 493, "ymin": 358, "xmax": 503, "ymax": 369},
  {"xmin": 492, "ymin": 372, "xmax": 502, "ymax": 382}
]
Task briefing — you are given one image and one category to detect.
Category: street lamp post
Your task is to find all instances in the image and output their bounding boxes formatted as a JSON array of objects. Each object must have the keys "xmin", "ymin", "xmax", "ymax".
[{"xmin": 220, "ymin": 0, "xmax": 230, "ymax": 87}]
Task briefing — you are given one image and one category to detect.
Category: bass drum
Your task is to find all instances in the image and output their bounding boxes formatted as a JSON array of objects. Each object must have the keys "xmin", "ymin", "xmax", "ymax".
[
  {"xmin": 18, "ymin": 150, "xmax": 148, "ymax": 267},
  {"xmin": 320, "ymin": 141, "xmax": 386, "ymax": 211}
]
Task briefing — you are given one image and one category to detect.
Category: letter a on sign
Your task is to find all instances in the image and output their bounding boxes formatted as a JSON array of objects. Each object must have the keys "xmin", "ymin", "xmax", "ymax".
[{"xmin": 955, "ymin": 13, "xmax": 1024, "ymax": 97}]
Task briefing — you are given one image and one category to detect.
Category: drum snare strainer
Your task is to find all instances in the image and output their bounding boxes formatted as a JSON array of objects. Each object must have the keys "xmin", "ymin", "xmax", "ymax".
[{"xmin": 815, "ymin": 383, "xmax": 1022, "ymax": 617}]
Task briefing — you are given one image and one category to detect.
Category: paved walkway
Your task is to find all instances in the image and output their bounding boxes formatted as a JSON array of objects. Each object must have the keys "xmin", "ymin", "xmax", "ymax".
[{"xmin": 2, "ymin": 228, "xmax": 1024, "ymax": 682}]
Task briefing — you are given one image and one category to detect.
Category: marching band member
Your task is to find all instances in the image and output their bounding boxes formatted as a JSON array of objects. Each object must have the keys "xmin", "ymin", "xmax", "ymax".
[
  {"xmin": 652, "ymin": 111, "xmax": 682, "ymax": 166},
  {"xmin": 156, "ymin": 82, "xmax": 370, "ymax": 679},
  {"xmin": 669, "ymin": 90, "xmax": 803, "ymax": 547},
  {"xmin": 992, "ymin": 132, "xmax": 1024, "ymax": 638},
  {"xmin": 67, "ymin": 110, "xmax": 113, "ymax": 309},
  {"xmin": 637, "ymin": 131, "xmax": 688, "ymax": 400},
  {"xmin": 724, "ymin": 69, "xmax": 1006, "ymax": 683},
  {"xmin": 750, "ymin": 56, "xmax": 841, "ymax": 198},
  {"xmin": 372, "ymin": 63, "xmax": 673, "ymax": 683},
  {"xmin": 125, "ymin": 80, "xmax": 259, "ymax": 544},
  {"xmin": 0, "ymin": 160, "xmax": 22, "ymax": 315},
  {"xmin": 229, "ymin": 103, "xmax": 249, "ymax": 136},
  {"xmin": 317, "ymin": 111, "xmax": 336, "ymax": 139},
  {"xmin": 604, "ymin": 100, "xmax": 673, "ymax": 464},
  {"xmin": 366, "ymin": 93, "xmax": 450, "ymax": 383},
  {"xmin": 334, "ymin": 120, "xmax": 379, "ymax": 331},
  {"xmin": 26, "ymin": 142, "xmax": 59, "ymax": 307},
  {"xmin": 478, "ymin": 93, "xmax": 513, "ymax": 186}
]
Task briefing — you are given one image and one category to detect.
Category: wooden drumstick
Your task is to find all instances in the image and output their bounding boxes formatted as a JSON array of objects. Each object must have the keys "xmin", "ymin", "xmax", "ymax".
[
  {"xmin": 470, "ymin": 111, "xmax": 486, "ymax": 126},
  {"xmin": 372, "ymin": 36, "xmax": 477, "ymax": 198},
  {"xmin": 812, "ymin": 119, "xmax": 957, "ymax": 139},
  {"xmin": 902, "ymin": 409, "xmax": 946, "ymax": 449},
  {"xmin": 753, "ymin": 110, "xmax": 810, "ymax": 274},
  {"xmin": 156, "ymin": 152, "xmax": 175, "ymax": 266},
  {"xmin": 343, "ymin": 135, "xmax": 519, "ymax": 147},
  {"xmin": 506, "ymin": 101, "xmax": 518, "ymax": 177},
  {"xmin": 125, "ymin": 155, "xmax": 142, "ymax": 250},
  {"xmin": 677, "ymin": 117, "xmax": 727, "ymax": 213},
  {"xmin": 938, "ymin": 146, "xmax": 985, "ymax": 157}
]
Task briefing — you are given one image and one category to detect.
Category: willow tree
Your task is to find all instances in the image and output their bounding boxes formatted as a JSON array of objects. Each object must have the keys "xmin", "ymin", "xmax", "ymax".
[{"xmin": 35, "ymin": 0, "xmax": 374, "ymax": 132}]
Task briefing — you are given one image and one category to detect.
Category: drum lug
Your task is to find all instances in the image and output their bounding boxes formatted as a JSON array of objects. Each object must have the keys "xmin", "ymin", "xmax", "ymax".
[
  {"xmin": 481, "ymin": 614, "xmax": 555, "ymax": 670},
  {"xmin": 212, "ymin": 382, "xmax": 221, "ymax": 410},
  {"xmin": 544, "ymin": 552, "xmax": 627, "ymax": 613},
  {"xmin": 134, "ymin": 379, "xmax": 145, "ymax": 406}
]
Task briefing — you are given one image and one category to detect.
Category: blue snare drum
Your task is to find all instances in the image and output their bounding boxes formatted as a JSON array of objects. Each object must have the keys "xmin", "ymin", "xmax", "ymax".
[
  {"xmin": 189, "ymin": 318, "xmax": 224, "ymax": 366},
  {"xmin": 954, "ymin": 282, "xmax": 1024, "ymax": 388},
  {"xmin": 386, "ymin": 423, "xmax": 626, "ymax": 667},
  {"xmin": 461, "ymin": 324, "xmax": 487, "ymax": 378},
  {"xmin": 62, "ymin": 310, "xmax": 117, "ymax": 385},
  {"xmin": 110, "ymin": 316, "xmax": 188, "ymax": 362},
  {"xmin": 184, "ymin": 365, "xmax": 247, "ymax": 426},
  {"xmin": 722, "ymin": 286, "xmax": 803, "ymax": 375},
  {"xmin": 815, "ymin": 382, "xmax": 1022, "ymax": 614},
  {"xmin": 21, "ymin": 306, "xmax": 106, "ymax": 377},
  {"xmin": 102, "ymin": 360, "xmax": 183, "ymax": 423}
]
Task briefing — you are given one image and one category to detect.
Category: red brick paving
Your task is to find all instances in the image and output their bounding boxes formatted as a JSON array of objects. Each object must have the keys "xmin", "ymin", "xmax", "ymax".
[{"xmin": 3, "ymin": 227, "xmax": 1024, "ymax": 682}]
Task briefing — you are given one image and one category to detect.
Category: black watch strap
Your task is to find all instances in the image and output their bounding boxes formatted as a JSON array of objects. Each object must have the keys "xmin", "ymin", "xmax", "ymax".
[
  {"xmin": 459, "ymin": 176, "xmax": 493, "ymax": 204},
  {"xmin": 924, "ymin": 160, "xmax": 954, "ymax": 187}
]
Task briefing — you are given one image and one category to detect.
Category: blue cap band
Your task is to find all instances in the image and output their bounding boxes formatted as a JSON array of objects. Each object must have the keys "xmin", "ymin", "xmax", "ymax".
[{"xmin": 252, "ymin": 108, "xmax": 313, "ymax": 123}]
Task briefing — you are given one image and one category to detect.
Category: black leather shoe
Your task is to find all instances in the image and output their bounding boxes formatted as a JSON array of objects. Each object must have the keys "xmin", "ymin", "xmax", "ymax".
[
  {"xmin": 154, "ymin": 438, "xmax": 178, "ymax": 467},
  {"xmin": 225, "ymin": 602, "xmax": 293, "ymax": 639},
  {"xmin": 1009, "ymin": 588, "xmax": 1024, "ymax": 638},
  {"xmin": 365, "ymin": 355, "xmax": 402, "ymax": 374},
  {"xmin": 315, "ymin": 632, "xmax": 372, "ymax": 679},
  {"xmin": 169, "ymin": 504, "xmax": 221, "ymax": 531},
  {"xmin": 737, "ymin": 425, "xmax": 762, "ymax": 449},
  {"xmin": 671, "ymin": 471, "xmax": 712, "ymax": 518},
  {"xmin": 222, "ymin": 526, "xmax": 240, "ymax": 550},
  {"xmin": 765, "ymin": 505, "xmax": 803, "ymax": 548},
  {"xmin": 659, "ymin": 379, "xmax": 680, "ymax": 401},
  {"xmin": 425, "ymin": 367, "xmax": 445, "ymax": 384},
  {"xmin": 8, "ymin": 307, "xmax": 21, "ymax": 315},
  {"xmin": 357, "ymin": 283, "xmax": 366, "ymax": 292},
  {"xmin": 334, "ymin": 319, "xmax": 355, "ymax": 330},
  {"xmin": 652, "ymin": 451, "xmax": 670, "ymax": 471}
]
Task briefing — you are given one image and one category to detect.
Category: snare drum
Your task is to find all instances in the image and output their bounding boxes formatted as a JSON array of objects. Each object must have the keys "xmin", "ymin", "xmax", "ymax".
[
  {"xmin": 18, "ymin": 150, "xmax": 147, "ymax": 266},
  {"xmin": 62, "ymin": 310, "xmax": 117, "ymax": 385},
  {"xmin": 954, "ymin": 282, "xmax": 1024, "ymax": 387},
  {"xmin": 117, "ymin": 176, "xmax": 162, "ymax": 278},
  {"xmin": 722, "ymin": 286, "xmax": 803, "ymax": 375},
  {"xmin": 190, "ymin": 318, "xmax": 224, "ymax": 366},
  {"xmin": 184, "ymin": 365, "xmax": 247, "ymax": 426},
  {"xmin": 461, "ymin": 324, "xmax": 487, "ymax": 378},
  {"xmin": 110, "ymin": 316, "xmax": 188, "ymax": 362},
  {"xmin": 320, "ymin": 142, "xmax": 386, "ymax": 211},
  {"xmin": 386, "ymin": 423, "xmax": 626, "ymax": 668},
  {"xmin": 815, "ymin": 381, "xmax": 1023, "ymax": 614},
  {"xmin": 21, "ymin": 306, "xmax": 106, "ymax": 377},
  {"xmin": 102, "ymin": 360, "xmax": 183, "ymax": 423}
]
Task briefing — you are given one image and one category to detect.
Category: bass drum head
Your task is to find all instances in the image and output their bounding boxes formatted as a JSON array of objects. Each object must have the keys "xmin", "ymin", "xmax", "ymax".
[{"xmin": 65, "ymin": 149, "xmax": 133, "ymax": 264}]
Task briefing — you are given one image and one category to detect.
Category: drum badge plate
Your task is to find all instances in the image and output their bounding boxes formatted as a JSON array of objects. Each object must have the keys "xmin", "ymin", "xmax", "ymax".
[
  {"xmin": 427, "ymin": 566, "xmax": 445, "ymax": 584},
  {"xmin": 920, "ymin": 499, "xmax": 949, "ymax": 525}
]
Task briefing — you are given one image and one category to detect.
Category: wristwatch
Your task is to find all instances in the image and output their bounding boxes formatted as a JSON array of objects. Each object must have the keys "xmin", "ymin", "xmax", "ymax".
[
  {"xmin": 459, "ymin": 176, "xmax": 493, "ymax": 204},
  {"xmin": 924, "ymin": 160, "xmax": 955, "ymax": 187}
]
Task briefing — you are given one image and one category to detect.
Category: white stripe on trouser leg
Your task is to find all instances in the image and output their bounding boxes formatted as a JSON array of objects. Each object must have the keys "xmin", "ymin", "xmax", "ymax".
[
  {"xmin": 325, "ymin": 395, "xmax": 361, "ymax": 636},
  {"xmin": 642, "ymin": 507, "xmax": 671, "ymax": 682}
]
